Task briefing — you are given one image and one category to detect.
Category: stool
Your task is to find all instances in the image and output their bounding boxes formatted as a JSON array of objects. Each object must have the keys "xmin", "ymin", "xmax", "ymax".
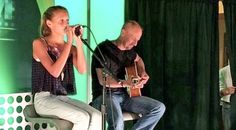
[
  {"xmin": 123, "ymin": 111, "xmax": 141, "ymax": 130},
  {"xmin": 123, "ymin": 111, "xmax": 141, "ymax": 121},
  {"xmin": 88, "ymin": 102, "xmax": 141, "ymax": 121},
  {"xmin": 24, "ymin": 104, "xmax": 141, "ymax": 130},
  {"xmin": 23, "ymin": 104, "xmax": 73, "ymax": 130}
]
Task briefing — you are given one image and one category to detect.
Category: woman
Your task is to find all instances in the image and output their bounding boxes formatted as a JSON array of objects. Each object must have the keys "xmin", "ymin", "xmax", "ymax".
[{"xmin": 32, "ymin": 5, "xmax": 101, "ymax": 130}]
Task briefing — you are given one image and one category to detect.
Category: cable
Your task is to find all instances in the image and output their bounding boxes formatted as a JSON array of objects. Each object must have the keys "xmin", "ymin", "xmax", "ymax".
[{"xmin": 83, "ymin": 25, "xmax": 106, "ymax": 64}]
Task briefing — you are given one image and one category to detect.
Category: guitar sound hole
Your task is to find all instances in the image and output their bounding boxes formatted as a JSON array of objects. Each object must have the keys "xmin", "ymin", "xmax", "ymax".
[{"xmin": 132, "ymin": 77, "xmax": 139, "ymax": 84}]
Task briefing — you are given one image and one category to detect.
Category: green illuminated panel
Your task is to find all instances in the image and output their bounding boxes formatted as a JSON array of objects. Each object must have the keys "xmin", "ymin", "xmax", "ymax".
[
  {"xmin": 36, "ymin": 0, "xmax": 55, "ymax": 16},
  {"xmin": 90, "ymin": 0, "xmax": 124, "ymax": 48},
  {"xmin": 89, "ymin": 0, "xmax": 124, "ymax": 101},
  {"xmin": 0, "ymin": 0, "xmax": 42, "ymax": 93}
]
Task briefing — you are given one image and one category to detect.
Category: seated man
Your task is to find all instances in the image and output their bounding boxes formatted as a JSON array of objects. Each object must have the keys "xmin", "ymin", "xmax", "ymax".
[{"xmin": 91, "ymin": 20, "xmax": 165, "ymax": 130}]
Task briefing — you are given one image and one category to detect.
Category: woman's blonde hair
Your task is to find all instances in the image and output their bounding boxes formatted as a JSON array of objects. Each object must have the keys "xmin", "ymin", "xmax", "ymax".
[{"xmin": 41, "ymin": 5, "xmax": 68, "ymax": 37}]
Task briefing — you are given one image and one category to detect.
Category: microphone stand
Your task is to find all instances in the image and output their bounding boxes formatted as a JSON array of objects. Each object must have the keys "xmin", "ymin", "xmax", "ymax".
[{"xmin": 81, "ymin": 39, "xmax": 120, "ymax": 130}]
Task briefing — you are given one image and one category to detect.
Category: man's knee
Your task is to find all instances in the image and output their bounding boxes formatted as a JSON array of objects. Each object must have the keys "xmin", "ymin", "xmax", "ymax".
[{"xmin": 153, "ymin": 102, "xmax": 166, "ymax": 117}]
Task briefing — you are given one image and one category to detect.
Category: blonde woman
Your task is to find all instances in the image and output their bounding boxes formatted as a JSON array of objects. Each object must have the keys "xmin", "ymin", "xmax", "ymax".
[{"xmin": 32, "ymin": 5, "xmax": 101, "ymax": 130}]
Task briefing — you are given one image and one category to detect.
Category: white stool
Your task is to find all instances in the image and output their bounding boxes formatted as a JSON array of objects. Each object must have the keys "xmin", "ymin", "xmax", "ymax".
[
  {"xmin": 123, "ymin": 111, "xmax": 141, "ymax": 121},
  {"xmin": 23, "ymin": 104, "xmax": 73, "ymax": 130}
]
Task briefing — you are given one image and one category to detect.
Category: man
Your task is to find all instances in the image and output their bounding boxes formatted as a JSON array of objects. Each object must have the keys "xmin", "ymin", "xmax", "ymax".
[
  {"xmin": 91, "ymin": 20, "xmax": 165, "ymax": 130},
  {"xmin": 219, "ymin": 64, "xmax": 236, "ymax": 130}
]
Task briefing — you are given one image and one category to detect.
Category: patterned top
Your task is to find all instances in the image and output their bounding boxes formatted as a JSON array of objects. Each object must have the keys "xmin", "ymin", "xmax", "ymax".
[{"xmin": 32, "ymin": 38, "xmax": 76, "ymax": 95}]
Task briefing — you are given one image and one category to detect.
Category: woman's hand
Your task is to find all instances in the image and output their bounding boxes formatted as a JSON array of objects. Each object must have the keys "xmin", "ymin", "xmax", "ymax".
[{"xmin": 65, "ymin": 26, "xmax": 74, "ymax": 45}]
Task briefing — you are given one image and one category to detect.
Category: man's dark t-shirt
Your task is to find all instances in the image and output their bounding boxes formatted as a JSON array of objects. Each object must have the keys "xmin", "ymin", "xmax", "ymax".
[{"xmin": 91, "ymin": 40, "xmax": 137, "ymax": 100}]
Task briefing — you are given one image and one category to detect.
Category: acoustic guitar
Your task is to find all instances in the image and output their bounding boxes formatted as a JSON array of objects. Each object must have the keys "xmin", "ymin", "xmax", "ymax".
[{"xmin": 125, "ymin": 63, "xmax": 142, "ymax": 97}]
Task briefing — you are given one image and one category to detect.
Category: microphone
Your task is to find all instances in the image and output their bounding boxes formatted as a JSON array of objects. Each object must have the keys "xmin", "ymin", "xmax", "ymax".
[{"xmin": 73, "ymin": 24, "xmax": 86, "ymax": 36}]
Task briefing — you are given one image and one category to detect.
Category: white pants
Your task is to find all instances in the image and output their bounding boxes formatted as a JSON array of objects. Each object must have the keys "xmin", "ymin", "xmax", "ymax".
[{"xmin": 34, "ymin": 92, "xmax": 102, "ymax": 130}]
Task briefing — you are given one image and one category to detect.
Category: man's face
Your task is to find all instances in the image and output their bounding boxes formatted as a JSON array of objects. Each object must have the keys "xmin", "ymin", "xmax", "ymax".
[{"xmin": 123, "ymin": 27, "xmax": 142, "ymax": 50}]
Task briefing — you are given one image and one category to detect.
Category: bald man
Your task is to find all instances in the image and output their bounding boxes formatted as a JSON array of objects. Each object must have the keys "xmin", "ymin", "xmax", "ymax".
[{"xmin": 91, "ymin": 20, "xmax": 165, "ymax": 130}]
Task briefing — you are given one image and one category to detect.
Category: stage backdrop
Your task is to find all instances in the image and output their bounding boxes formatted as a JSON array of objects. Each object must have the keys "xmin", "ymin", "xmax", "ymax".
[{"xmin": 0, "ymin": 0, "xmax": 41, "ymax": 93}]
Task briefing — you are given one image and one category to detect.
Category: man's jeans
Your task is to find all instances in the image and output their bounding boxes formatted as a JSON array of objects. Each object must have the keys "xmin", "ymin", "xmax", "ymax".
[
  {"xmin": 92, "ymin": 90, "xmax": 165, "ymax": 130},
  {"xmin": 222, "ymin": 101, "xmax": 231, "ymax": 130}
]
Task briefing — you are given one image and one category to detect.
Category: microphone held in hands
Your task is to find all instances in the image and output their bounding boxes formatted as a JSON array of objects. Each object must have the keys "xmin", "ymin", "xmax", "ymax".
[{"xmin": 73, "ymin": 24, "xmax": 86, "ymax": 36}]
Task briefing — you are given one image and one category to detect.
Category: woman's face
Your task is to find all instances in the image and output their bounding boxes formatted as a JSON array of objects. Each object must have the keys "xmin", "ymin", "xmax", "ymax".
[{"xmin": 47, "ymin": 10, "xmax": 69, "ymax": 35}]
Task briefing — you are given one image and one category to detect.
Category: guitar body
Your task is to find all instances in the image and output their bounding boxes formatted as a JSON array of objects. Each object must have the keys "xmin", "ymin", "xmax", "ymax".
[{"xmin": 125, "ymin": 63, "xmax": 142, "ymax": 97}]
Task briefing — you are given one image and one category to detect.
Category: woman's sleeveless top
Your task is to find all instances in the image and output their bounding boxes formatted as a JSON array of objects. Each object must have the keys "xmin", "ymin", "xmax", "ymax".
[{"xmin": 32, "ymin": 38, "xmax": 76, "ymax": 95}]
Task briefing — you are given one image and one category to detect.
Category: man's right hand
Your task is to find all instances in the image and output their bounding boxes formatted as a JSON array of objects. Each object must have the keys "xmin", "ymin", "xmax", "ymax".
[{"xmin": 223, "ymin": 86, "xmax": 236, "ymax": 96}]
